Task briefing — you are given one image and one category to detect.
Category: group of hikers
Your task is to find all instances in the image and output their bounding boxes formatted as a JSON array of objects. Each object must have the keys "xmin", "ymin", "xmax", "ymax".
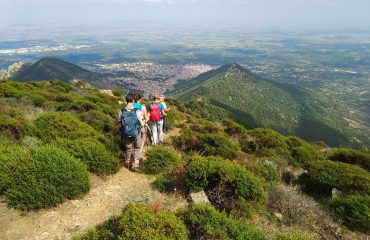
[{"xmin": 119, "ymin": 93, "xmax": 169, "ymax": 171}]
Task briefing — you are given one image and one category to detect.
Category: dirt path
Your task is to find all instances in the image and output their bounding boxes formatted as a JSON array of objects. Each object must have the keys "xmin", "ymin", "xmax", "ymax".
[{"xmin": 0, "ymin": 168, "xmax": 187, "ymax": 240}]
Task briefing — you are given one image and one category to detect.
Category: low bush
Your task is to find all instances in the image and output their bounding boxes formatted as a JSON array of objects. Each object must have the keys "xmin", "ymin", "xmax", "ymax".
[
  {"xmin": 0, "ymin": 106, "xmax": 29, "ymax": 139},
  {"xmin": 299, "ymin": 160, "xmax": 370, "ymax": 196},
  {"xmin": 223, "ymin": 118, "xmax": 246, "ymax": 138},
  {"xmin": 32, "ymin": 111, "xmax": 100, "ymax": 141},
  {"xmin": 0, "ymin": 145, "xmax": 90, "ymax": 210},
  {"xmin": 285, "ymin": 136, "xmax": 322, "ymax": 167},
  {"xmin": 275, "ymin": 231, "xmax": 318, "ymax": 240},
  {"xmin": 79, "ymin": 110, "xmax": 114, "ymax": 133},
  {"xmin": 53, "ymin": 138, "xmax": 119, "ymax": 175},
  {"xmin": 112, "ymin": 88, "xmax": 124, "ymax": 97},
  {"xmin": 76, "ymin": 204, "xmax": 188, "ymax": 240},
  {"xmin": 186, "ymin": 156, "xmax": 266, "ymax": 211},
  {"xmin": 329, "ymin": 148, "xmax": 370, "ymax": 171},
  {"xmin": 240, "ymin": 128, "xmax": 290, "ymax": 158},
  {"xmin": 178, "ymin": 204, "xmax": 266, "ymax": 240},
  {"xmin": 173, "ymin": 130, "xmax": 239, "ymax": 160},
  {"xmin": 153, "ymin": 174, "xmax": 175, "ymax": 193},
  {"xmin": 200, "ymin": 133, "xmax": 239, "ymax": 159},
  {"xmin": 142, "ymin": 146, "xmax": 182, "ymax": 175},
  {"xmin": 330, "ymin": 194, "xmax": 370, "ymax": 233}
]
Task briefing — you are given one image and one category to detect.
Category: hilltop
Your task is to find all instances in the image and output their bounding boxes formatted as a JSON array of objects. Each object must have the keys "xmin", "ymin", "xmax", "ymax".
[
  {"xmin": 169, "ymin": 64, "xmax": 370, "ymax": 148},
  {"xmin": 12, "ymin": 57, "xmax": 98, "ymax": 83}
]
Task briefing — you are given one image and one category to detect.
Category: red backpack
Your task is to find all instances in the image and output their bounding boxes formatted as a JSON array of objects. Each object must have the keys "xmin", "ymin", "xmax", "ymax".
[{"xmin": 149, "ymin": 103, "xmax": 161, "ymax": 122}]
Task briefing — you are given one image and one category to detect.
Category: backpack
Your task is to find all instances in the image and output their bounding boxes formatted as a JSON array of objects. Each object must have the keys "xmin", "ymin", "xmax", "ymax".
[
  {"xmin": 120, "ymin": 108, "xmax": 141, "ymax": 138},
  {"xmin": 149, "ymin": 103, "xmax": 161, "ymax": 122}
]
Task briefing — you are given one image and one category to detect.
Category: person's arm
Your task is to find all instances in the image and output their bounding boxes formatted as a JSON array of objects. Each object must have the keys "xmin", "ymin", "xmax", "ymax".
[
  {"xmin": 136, "ymin": 111, "xmax": 145, "ymax": 127},
  {"xmin": 142, "ymin": 105, "xmax": 149, "ymax": 122},
  {"xmin": 160, "ymin": 104, "xmax": 166, "ymax": 117}
]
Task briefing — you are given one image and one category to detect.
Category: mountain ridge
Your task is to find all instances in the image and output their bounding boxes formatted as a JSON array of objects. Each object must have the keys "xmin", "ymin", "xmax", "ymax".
[{"xmin": 170, "ymin": 64, "xmax": 369, "ymax": 148}]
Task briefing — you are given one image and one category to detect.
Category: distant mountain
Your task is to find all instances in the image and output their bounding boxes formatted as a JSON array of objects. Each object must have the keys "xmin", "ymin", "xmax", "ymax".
[
  {"xmin": 170, "ymin": 64, "xmax": 369, "ymax": 147},
  {"xmin": 13, "ymin": 57, "xmax": 98, "ymax": 83}
]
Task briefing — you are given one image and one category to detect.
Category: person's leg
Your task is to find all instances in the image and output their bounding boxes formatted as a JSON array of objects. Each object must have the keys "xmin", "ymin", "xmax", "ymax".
[
  {"xmin": 139, "ymin": 127, "xmax": 146, "ymax": 155},
  {"xmin": 151, "ymin": 122, "xmax": 158, "ymax": 145},
  {"xmin": 124, "ymin": 137, "xmax": 134, "ymax": 168},
  {"xmin": 133, "ymin": 128, "xmax": 145, "ymax": 168},
  {"xmin": 158, "ymin": 119, "xmax": 164, "ymax": 142}
]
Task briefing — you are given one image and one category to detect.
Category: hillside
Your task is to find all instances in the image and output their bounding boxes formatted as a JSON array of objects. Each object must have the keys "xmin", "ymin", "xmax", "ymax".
[
  {"xmin": 0, "ymin": 80, "xmax": 369, "ymax": 239},
  {"xmin": 169, "ymin": 64, "xmax": 369, "ymax": 148},
  {"xmin": 13, "ymin": 57, "xmax": 98, "ymax": 83}
]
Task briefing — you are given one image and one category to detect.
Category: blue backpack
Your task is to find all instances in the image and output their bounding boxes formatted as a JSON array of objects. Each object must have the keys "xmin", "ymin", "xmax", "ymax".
[{"xmin": 120, "ymin": 108, "xmax": 141, "ymax": 138}]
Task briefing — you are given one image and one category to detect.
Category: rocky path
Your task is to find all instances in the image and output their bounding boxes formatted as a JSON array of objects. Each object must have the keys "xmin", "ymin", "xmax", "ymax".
[{"xmin": 0, "ymin": 167, "xmax": 186, "ymax": 240}]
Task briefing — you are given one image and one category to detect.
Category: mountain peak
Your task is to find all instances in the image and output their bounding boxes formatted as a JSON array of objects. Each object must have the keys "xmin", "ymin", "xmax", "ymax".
[{"xmin": 13, "ymin": 57, "xmax": 98, "ymax": 83}]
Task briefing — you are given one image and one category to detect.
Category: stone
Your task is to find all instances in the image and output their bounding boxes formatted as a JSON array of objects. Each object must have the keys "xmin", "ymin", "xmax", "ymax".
[
  {"xmin": 274, "ymin": 212, "xmax": 283, "ymax": 221},
  {"xmin": 189, "ymin": 190, "xmax": 210, "ymax": 204}
]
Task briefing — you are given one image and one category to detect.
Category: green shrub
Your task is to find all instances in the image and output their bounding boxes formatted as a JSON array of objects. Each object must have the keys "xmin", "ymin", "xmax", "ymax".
[
  {"xmin": 76, "ymin": 204, "xmax": 188, "ymax": 240},
  {"xmin": 165, "ymin": 110, "xmax": 176, "ymax": 130},
  {"xmin": 285, "ymin": 136, "xmax": 321, "ymax": 167},
  {"xmin": 241, "ymin": 128, "xmax": 290, "ymax": 158},
  {"xmin": 0, "ymin": 107, "xmax": 29, "ymax": 139},
  {"xmin": 53, "ymin": 138, "xmax": 119, "ymax": 175},
  {"xmin": 32, "ymin": 111, "xmax": 100, "ymax": 141},
  {"xmin": 142, "ymin": 146, "xmax": 182, "ymax": 175},
  {"xmin": 153, "ymin": 174, "xmax": 175, "ymax": 193},
  {"xmin": 329, "ymin": 148, "xmax": 370, "ymax": 171},
  {"xmin": 223, "ymin": 118, "xmax": 246, "ymax": 137},
  {"xmin": 330, "ymin": 194, "xmax": 370, "ymax": 233},
  {"xmin": 112, "ymin": 88, "xmax": 124, "ymax": 97},
  {"xmin": 0, "ymin": 141, "xmax": 27, "ymax": 193},
  {"xmin": 0, "ymin": 145, "xmax": 90, "ymax": 210},
  {"xmin": 178, "ymin": 204, "xmax": 265, "ymax": 240},
  {"xmin": 289, "ymin": 146, "xmax": 320, "ymax": 167},
  {"xmin": 186, "ymin": 156, "xmax": 266, "ymax": 211},
  {"xmin": 118, "ymin": 204, "xmax": 188, "ymax": 240},
  {"xmin": 200, "ymin": 133, "xmax": 239, "ymax": 159},
  {"xmin": 299, "ymin": 160, "xmax": 370, "ymax": 196},
  {"xmin": 174, "ymin": 130, "xmax": 239, "ymax": 160},
  {"xmin": 275, "ymin": 231, "xmax": 318, "ymax": 240},
  {"xmin": 79, "ymin": 110, "xmax": 114, "ymax": 133}
]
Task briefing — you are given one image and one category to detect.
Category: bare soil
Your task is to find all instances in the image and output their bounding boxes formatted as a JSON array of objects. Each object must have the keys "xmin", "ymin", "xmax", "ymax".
[{"xmin": 0, "ymin": 168, "xmax": 187, "ymax": 240}]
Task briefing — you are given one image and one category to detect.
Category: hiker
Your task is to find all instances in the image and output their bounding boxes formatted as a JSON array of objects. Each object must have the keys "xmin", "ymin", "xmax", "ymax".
[
  {"xmin": 133, "ymin": 93, "xmax": 149, "ymax": 155},
  {"xmin": 148, "ymin": 94, "xmax": 166, "ymax": 145},
  {"xmin": 119, "ymin": 93, "xmax": 145, "ymax": 171},
  {"xmin": 159, "ymin": 94, "xmax": 169, "ymax": 132}
]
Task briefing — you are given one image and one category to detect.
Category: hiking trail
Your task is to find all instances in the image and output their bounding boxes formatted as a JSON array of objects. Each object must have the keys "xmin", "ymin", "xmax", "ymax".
[{"xmin": 0, "ymin": 128, "xmax": 186, "ymax": 240}]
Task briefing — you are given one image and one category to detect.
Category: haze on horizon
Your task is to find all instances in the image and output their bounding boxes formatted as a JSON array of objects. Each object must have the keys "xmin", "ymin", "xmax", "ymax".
[{"xmin": 2, "ymin": 0, "xmax": 370, "ymax": 32}]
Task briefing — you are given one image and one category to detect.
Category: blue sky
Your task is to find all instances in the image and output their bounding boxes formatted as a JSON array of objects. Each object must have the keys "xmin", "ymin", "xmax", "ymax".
[{"xmin": 2, "ymin": 0, "xmax": 370, "ymax": 30}]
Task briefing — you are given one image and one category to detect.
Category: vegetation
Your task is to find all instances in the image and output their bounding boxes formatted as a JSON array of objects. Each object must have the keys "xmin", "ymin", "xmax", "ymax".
[
  {"xmin": 0, "ymin": 106, "xmax": 28, "ymax": 139},
  {"xmin": 330, "ymin": 194, "xmax": 370, "ymax": 233},
  {"xmin": 178, "ymin": 204, "xmax": 266, "ymax": 240},
  {"xmin": 0, "ymin": 145, "xmax": 90, "ymax": 210},
  {"xmin": 170, "ymin": 64, "xmax": 368, "ymax": 147},
  {"xmin": 299, "ymin": 160, "xmax": 370, "ymax": 196},
  {"xmin": 185, "ymin": 156, "xmax": 266, "ymax": 211},
  {"xmin": 275, "ymin": 231, "xmax": 318, "ymax": 240},
  {"xmin": 329, "ymin": 148, "xmax": 370, "ymax": 171},
  {"xmin": 32, "ymin": 111, "xmax": 100, "ymax": 141},
  {"xmin": 53, "ymin": 138, "xmax": 119, "ymax": 175},
  {"xmin": 142, "ymin": 146, "xmax": 182, "ymax": 175},
  {"xmin": 173, "ymin": 128, "xmax": 239, "ymax": 160},
  {"xmin": 75, "ymin": 204, "xmax": 188, "ymax": 240}
]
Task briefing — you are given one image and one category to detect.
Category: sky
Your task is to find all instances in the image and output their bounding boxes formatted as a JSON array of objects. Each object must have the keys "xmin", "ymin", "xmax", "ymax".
[{"xmin": 1, "ymin": 0, "xmax": 370, "ymax": 31}]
